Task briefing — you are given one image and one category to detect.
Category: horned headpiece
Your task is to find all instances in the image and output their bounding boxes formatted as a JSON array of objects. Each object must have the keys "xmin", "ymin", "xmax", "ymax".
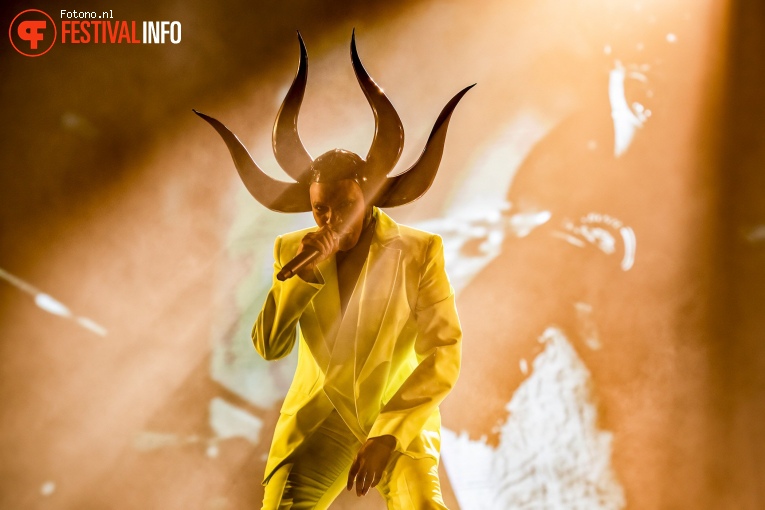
[{"xmin": 194, "ymin": 31, "xmax": 473, "ymax": 212}]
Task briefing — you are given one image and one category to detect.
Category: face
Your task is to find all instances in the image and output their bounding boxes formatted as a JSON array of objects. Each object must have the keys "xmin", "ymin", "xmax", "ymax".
[{"xmin": 309, "ymin": 179, "xmax": 369, "ymax": 251}]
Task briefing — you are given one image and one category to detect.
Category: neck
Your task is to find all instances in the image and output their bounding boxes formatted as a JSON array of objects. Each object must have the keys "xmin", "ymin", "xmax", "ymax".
[{"xmin": 362, "ymin": 208, "xmax": 374, "ymax": 230}]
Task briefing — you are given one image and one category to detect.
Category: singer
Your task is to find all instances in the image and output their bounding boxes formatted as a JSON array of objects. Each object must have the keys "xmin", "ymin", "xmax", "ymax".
[{"xmin": 196, "ymin": 31, "xmax": 471, "ymax": 509}]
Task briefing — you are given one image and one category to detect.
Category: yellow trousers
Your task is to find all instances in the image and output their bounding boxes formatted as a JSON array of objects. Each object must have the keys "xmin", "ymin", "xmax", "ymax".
[{"xmin": 262, "ymin": 410, "xmax": 449, "ymax": 509}]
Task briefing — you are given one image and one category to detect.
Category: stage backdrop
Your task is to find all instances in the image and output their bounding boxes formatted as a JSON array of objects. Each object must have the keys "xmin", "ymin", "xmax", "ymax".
[{"xmin": 2, "ymin": 0, "xmax": 764, "ymax": 508}]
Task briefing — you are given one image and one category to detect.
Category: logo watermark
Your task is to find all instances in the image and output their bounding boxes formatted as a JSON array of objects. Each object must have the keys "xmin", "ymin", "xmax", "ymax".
[
  {"xmin": 8, "ymin": 8, "xmax": 182, "ymax": 57},
  {"xmin": 9, "ymin": 9, "xmax": 57, "ymax": 57}
]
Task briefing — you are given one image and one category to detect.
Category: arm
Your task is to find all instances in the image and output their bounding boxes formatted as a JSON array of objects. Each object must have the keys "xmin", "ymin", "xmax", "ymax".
[
  {"xmin": 251, "ymin": 235, "xmax": 325, "ymax": 360},
  {"xmin": 347, "ymin": 234, "xmax": 462, "ymax": 496},
  {"xmin": 368, "ymin": 234, "xmax": 462, "ymax": 450}
]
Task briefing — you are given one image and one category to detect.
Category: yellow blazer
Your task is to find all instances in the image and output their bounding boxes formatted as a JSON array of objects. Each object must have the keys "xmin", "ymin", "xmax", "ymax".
[{"xmin": 252, "ymin": 207, "xmax": 462, "ymax": 484}]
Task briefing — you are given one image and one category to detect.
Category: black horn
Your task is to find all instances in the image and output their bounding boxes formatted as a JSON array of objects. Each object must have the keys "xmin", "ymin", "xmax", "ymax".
[
  {"xmin": 272, "ymin": 31, "xmax": 314, "ymax": 183},
  {"xmin": 351, "ymin": 29, "xmax": 405, "ymax": 182},
  {"xmin": 377, "ymin": 84, "xmax": 474, "ymax": 207},
  {"xmin": 194, "ymin": 109, "xmax": 312, "ymax": 212},
  {"xmin": 195, "ymin": 31, "xmax": 472, "ymax": 213}
]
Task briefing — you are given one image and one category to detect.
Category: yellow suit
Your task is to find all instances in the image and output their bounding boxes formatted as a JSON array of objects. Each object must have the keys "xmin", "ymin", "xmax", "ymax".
[{"xmin": 253, "ymin": 207, "xmax": 462, "ymax": 486}]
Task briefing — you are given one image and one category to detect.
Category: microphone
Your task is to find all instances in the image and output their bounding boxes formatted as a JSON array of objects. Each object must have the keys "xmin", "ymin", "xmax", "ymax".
[
  {"xmin": 277, "ymin": 248, "xmax": 321, "ymax": 281},
  {"xmin": 277, "ymin": 226, "xmax": 348, "ymax": 281}
]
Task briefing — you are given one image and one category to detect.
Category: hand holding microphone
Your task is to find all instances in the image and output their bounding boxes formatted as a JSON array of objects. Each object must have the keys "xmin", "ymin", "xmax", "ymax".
[{"xmin": 277, "ymin": 226, "xmax": 341, "ymax": 281}]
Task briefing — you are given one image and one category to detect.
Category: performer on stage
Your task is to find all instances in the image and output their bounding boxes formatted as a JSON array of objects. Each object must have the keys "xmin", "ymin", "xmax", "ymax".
[{"xmin": 195, "ymin": 31, "xmax": 472, "ymax": 509}]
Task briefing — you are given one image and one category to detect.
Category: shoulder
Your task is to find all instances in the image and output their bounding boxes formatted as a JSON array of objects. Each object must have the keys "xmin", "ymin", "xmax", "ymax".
[
  {"xmin": 394, "ymin": 224, "xmax": 450, "ymax": 296},
  {"xmin": 375, "ymin": 207, "xmax": 440, "ymax": 254},
  {"xmin": 397, "ymin": 224, "xmax": 441, "ymax": 252},
  {"xmin": 388, "ymin": 221, "xmax": 444, "ymax": 270}
]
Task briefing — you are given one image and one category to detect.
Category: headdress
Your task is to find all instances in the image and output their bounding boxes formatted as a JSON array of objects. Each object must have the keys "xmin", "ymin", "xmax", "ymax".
[{"xmin": 194, "ymin": 31, "xmax": 473, "ymax": 212}]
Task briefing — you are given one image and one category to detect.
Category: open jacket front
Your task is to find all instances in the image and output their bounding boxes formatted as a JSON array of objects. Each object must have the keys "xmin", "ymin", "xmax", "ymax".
[{"xmin": 252, "ymin": 207, "xmax": 462, "ymax": 484}]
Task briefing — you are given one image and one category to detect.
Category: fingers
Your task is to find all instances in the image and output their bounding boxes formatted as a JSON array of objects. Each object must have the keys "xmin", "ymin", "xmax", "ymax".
[
  {"xmin": 320, "ymin": 232, "xmax": 336, "ymax": 255},
  {"xmin": 299, "ymin": 233, "xmax": 323, "ymax": 255},
  {"xmin": 347, "ymin": 456, "xmax": 376, "ymax": 497},
  {"xmin": 369, "ymin": 469, "xmax": 383, "ymax": 490},
  {"xmin": 347, "ymin": 454, "xmax": 360, "ymax": 492},
  {"xmin": 359, "ymin": 469, "xmax": 377, "ymax": 496},
  {"xmin": 355, "ymin": 467, "xmax": 381, "ymax": 496},
  {"xmin": 347, "ymin": 438, "xmax": 393, "ymax": 496},
  {"xmin": 317, "ymin": 226, "xmax": 339, "ymax": 254},
  {"xmin": 300, "ymin": 227, "xmax": 339, "ymax": 258}
]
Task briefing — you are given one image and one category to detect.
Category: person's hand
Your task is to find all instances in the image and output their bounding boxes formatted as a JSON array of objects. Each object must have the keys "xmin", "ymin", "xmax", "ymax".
[
  {"xmin": 295, "ymin": 226, "xmax": 339, "ymax": 281},
  {"xmin": 346, "ymin": 435, "xmax": 396, "ymax": 496}
]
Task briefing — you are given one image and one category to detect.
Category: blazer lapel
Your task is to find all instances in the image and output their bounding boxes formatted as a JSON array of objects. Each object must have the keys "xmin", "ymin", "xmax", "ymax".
[
  {"xmin": 320, "ymin": 208, "xmax": 404, "ymax": 437},
  {"xmin": 322, "ymin": 209, "xmax": 402, "ymax": 411},
  {"xmin": 304, "ymin": 255, "xmax": 340, "ymax": 371},
  {"xmin": 354, "ymin": 208, "xmax": 403, "ymax": 380},
  {"xmin": 322, "ymin": 256, "xmax": 364, "ymax": 436},
  {"xmin": 353, "ymin": 242, "xmax": 401, "ymax": 381}
]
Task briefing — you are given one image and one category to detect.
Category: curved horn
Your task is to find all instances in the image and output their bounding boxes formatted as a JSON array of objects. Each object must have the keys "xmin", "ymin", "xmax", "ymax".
[
  {"xmin": 272, "ymin": 31, "xmax": 314, "ymax": 183},
  {"xmin": 351, "ymin": 29, "xmax": 404, "ymax": 181},
  {"xmin": 376, "ymin": 84, "xmax": 475, "ymax": 208},
  {"xmin": 194, "ymin": 110, "xmax": 312, "ymax": 213}
]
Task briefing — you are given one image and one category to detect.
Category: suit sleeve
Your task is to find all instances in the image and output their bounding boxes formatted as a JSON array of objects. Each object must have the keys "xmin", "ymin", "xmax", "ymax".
[
  {"xmin": 368, "ymin": 234, "xmax": 462, "ymax": 450},
  {"xmin": 252, "ymin": 235, "xmax": 325, "ymax": 360}
]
